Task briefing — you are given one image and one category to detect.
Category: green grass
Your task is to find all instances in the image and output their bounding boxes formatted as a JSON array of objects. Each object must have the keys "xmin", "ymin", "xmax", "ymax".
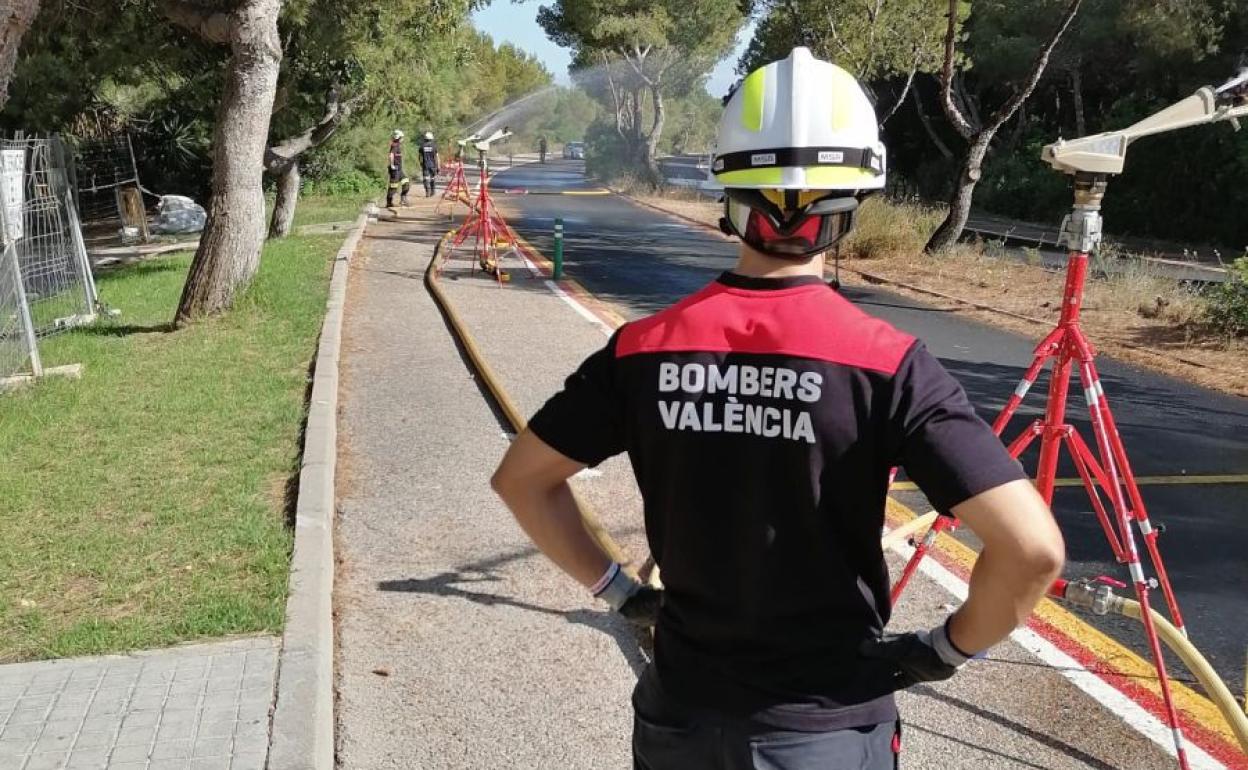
[
  {"xmin": 0, "ymin": 233, "xmax": 341, "ymax": 661},
  {"xmin": 289, "ymin": 193, "xmax": 372, "ymax": 230}
]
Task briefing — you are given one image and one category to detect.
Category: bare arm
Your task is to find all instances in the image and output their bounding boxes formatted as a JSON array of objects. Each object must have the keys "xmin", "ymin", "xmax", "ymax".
[
  {"xmin": 945, "ymin": 478, "xmax": 1065, "ymax": 653},
  {"xmin": 490, "ymin": 428, "xmax": 615, "ymax": 588}
]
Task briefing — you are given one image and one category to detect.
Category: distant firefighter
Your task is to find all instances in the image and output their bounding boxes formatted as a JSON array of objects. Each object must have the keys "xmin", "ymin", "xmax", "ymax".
[
  {"xmin": 386, "ymin": 129, "xmax": 410, "ymax": 208},
  {"xmin": 419, "ymin": 131, "xmax": 440, "ymax": 197}
]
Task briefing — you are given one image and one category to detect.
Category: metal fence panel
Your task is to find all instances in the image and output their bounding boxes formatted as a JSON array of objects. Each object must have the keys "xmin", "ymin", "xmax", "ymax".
[
  {"xmin": 0, "ymin": 237, "xmax": 41, "ymax": 382},
  {"xmin": 0, "ymin": 134, "xmax": 98, "ymax": 384},
  {"xmin": 3, "ymin": 136, "xmax": 97, "ymax": 338}
]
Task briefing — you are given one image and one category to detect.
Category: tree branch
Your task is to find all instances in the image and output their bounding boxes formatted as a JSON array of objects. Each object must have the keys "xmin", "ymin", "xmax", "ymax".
[
  {"xmin": 161, "ymin": 0, "xmax": 232, "ymax": 44},
  {"xmin": 986, "ymin": 0, "xmax": 1083, "ymax": 133},
  {"xmin": 621, "ymin": 45, "xmax": 655, "ymax": 86},
  {"xmin": 952, "ymin": 73, "xmax": 980, "ymax": 128},
  {"xmin": 879, "ymin": 57, "xmax": 919, "ymax": 126},
  {"xmin": 938, "ymin": 0, "xmax": 975, "ymax": 141},
  {"xmin": 826, "ymin": 11, "xmax": 856, "ymax": 64},
  {"xmin": 600, "ymin": 51, "xmax": 627, "ymax": 139},
  {"xmin": 264, "ymin": 87, "xmax": 355, "ymax": 171},
  {"xmin": 913, "ymin": 81, "xmax": 953, "ymax": 159}
]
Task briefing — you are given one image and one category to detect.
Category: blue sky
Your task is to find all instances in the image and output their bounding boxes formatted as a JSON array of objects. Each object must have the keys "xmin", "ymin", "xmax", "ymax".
[{"xmin": 470, "ymin": 3, "xmax": 756, "ymax": 98}]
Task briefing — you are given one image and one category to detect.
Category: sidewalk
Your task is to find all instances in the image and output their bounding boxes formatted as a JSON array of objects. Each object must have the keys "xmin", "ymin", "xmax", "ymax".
[
  {"xmin": 333, "ymin": 206, "xmax": 1186, "ymax": 768},
  {"xmin": 0, "ymin": 636, "xmax": 276, "ymax": 770}
]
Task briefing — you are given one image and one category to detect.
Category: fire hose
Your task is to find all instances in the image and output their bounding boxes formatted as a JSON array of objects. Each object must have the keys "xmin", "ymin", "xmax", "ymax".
[
  {"xmin": 894, "ymin": 512, "xmax": 1248, "ymax": 754},
  {"xmin": 426, "ymin": 230, "xmax": 625, "ymax": 565},
  {"xmin": 425, "ymin": 225, "xmax": 1247, "ymax": 755},
  {"xmin": 1052, "ymin": 576, "xmax": 1248, "ymax": 753}
]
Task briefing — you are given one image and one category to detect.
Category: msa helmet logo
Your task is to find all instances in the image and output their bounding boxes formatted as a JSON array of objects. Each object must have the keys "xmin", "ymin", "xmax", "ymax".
[
  {"xmin": 713, "ymin": 157, "xmax": 724, "ymax": 171},
  {"xmin": 750, "ymin": 152, "xmax": 777, "ymax": 166},
  {"xmin": 817, "ymin": 150, "xmax": 844, "ymax": 164}
]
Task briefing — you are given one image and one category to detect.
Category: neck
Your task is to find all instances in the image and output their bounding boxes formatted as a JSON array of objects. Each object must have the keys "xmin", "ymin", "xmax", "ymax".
[{"xmin": 732, "ymin": 244, "xmax": 825, "ymax": 279}]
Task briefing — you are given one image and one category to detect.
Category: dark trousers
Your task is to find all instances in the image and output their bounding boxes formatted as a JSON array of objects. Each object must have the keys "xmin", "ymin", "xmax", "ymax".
[
  {"xmin": 387, "ymin": 166, "xmax": 409, "ymax": 207},
  {"xmin": 633, "ymin": 667, "xmax": 899, "ymax": 770},
  {"xmin": 421, "ymin": 167, "xmax": 436, "ymax": 197}
]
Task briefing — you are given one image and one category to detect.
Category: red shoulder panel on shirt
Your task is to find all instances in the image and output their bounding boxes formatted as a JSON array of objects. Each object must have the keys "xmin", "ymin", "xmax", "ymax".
[{"xmin": 616, "ymin": 281, "xmax": 915, "ymax": 375}]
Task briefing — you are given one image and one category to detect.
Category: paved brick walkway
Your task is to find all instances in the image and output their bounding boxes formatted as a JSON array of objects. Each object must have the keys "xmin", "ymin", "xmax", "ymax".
[{"xmin": 0, "ymin": 636, "xmax": 277, "ymax": 770}]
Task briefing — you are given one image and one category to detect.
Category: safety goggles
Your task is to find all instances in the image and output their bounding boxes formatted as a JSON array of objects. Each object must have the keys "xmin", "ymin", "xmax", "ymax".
[{"xmin": 723, "ymin": 189, "xmax": 860, "ymax": 257}]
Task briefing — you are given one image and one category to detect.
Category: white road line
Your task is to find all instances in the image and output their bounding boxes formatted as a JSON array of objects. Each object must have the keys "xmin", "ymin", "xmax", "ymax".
[
  {"xmin": 514, "ymin": 249, "xmax": 616, "ymax": 337},
  {"xmin": 545, "ymin": 279, "xmax": 614, "ymax": 336},
  {"xmin": 884, "ymin": 533, "xmax": 1224, "ymax": 769}
]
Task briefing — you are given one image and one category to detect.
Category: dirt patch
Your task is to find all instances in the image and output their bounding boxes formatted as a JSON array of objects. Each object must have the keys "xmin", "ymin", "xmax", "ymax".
[{"xmin": 630, "ymin": 192, "xmax": 1248, "ymax": 397}]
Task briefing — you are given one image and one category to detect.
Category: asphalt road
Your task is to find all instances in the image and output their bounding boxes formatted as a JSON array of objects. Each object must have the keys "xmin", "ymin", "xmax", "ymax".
[
  {"xmin": 491, "ymin": 158, "xmax": 1248, "ymax": 701},
  {"xmin": 653, "ymin": 154, "xmax": 1228, "ymax": 283}
]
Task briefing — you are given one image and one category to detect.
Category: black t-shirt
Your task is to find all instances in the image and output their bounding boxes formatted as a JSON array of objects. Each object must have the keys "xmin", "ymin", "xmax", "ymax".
[
  {"xmin": 529, "ymin": 272, "xmax": 1026, "ymax": 731},
  {"xmin": 388, "ymin": 140, "xmax": 402, "ymax": 167},
  {"xmin": 419, "ymin": 140, "xmax": 438, "ymax": 171}
]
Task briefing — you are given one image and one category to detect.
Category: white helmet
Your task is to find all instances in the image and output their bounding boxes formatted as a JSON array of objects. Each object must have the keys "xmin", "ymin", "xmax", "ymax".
[
  {"xmin": 424, "ymin": 131, "xmax": 434, "ymax": 141},
  {"xmin": 714, "ymin": 47, "xmax": 885, "ymax": 191},
  {"xmin": 392, "ymin": 129, "xmax": 404, "ymax": 140},
  {"xmin": 713, "ymin": 48, "xmax": 886, "ymax": 258}
]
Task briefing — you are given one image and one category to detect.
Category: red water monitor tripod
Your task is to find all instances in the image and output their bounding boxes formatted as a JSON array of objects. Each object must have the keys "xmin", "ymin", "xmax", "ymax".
[
  {"xmin": 890, "ymin": 72, "xmax": 1248, "ymax": 768},
  {"xmin": 444, "ymin": 143, "xmax": 519, "ymax": 283},
  {"xmin": 436, "ymin": 156, "xmax": 472, "ymax": 216},
  {"xmin": 890, "ymin": 174, "xmax": 1191, "ymax": 768}
]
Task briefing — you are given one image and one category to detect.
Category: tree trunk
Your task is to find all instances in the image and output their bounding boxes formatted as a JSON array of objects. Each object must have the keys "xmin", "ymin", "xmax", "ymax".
[
  {"xmin": 630, "ymin": 86, "xmax": 644, "ymax": 153},
  {"xmin": 642, "ymin": 84, "xmax": 666, "ymax": 189},
  {"xmin": 268, "ymin": 161, "xmax": 299, "ymax": 239},
  {"xmin": 173, "ymin": 0, "xmax": 282, "ymax": 327},
  {"xmin": 925, "ymin": 135, "xmax": 992, "ymax": 253},
  {"xmin": 1005, "ymin": 101, "xmax": 1027, "ymax": 152},
  {"xmin": 0, "ymin": 0, "xmax": 40, "ymax": 110},
  {"xmin": 263, "ymin": 88, "xmax": 350, "ymax": 240},
  {"xmin": 912, "ymin": 85, "xmax": 953, "ymax": 160},
  {"xmin": 1070, "ymin": 67, "xmax": 1086, "ymax": 136}
]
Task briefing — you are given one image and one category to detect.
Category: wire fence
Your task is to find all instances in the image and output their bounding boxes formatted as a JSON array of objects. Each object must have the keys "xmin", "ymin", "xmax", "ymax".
[
  {"xmin": 73, "ymin": 133, "xmax": 148, "ymax": 238},
  {"xmin": 0, "ymin": 134, "xmax": 99, "ymax": 384}
]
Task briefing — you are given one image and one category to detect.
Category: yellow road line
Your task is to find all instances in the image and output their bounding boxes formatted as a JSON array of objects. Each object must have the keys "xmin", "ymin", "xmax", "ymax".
[
  {"xmin": 885, "ymin": 498, "xmax": 1236, "ymax": 747},
  {"xmin": 889, "ymin": 473, "xmax": 1248, "ymax": 491}
]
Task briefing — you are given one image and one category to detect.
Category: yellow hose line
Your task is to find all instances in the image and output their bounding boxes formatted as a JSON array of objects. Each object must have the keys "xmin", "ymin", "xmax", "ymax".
[
  {"xmin": 881, "ymin": 510, "xmax": 939, "ymax": 550},
  {"xmin": 1117, "ymin": 598, "xmax": 1248, "ymax": 752},
  {"xmin": 424, "ymin": 232, "xmax": 627, "ymax": 565}
]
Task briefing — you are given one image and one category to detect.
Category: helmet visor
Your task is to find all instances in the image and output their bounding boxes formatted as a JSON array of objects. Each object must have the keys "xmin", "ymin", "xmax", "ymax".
[
  {"xmin": 743, "ymin": 209, "xmax": 826, "ymax": 255},
  {"xmin": 724, "ymin": 189, "xmax": 859, "ymax": 257}
]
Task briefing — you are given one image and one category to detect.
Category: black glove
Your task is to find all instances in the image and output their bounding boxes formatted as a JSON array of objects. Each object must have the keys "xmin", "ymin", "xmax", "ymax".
[
  {"xmin": 617, "ymin": 585, "xmax": 662, "ymax": 629},
  {"xmin": 859, "ymin": 623, "xmax": 971, "ymax": 689}
]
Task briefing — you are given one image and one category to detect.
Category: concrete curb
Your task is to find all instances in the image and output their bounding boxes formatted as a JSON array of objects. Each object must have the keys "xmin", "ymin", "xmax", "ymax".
[{"xmin": 267, "ymin": 211, "xmax": 368, "ymax": 770}]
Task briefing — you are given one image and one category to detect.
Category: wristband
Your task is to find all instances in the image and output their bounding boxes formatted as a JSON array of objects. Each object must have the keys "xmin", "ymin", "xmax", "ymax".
[
  {"xmin": 592, "ymin": 562, "xmax": 641, "ymax": 611},
  {"xmin": 589, "ymin": 562, "xmax": 620, "ymax": 595},
  {"xmin": 927, "ymin": 618, "xmax": 974, "ymax": 667}
]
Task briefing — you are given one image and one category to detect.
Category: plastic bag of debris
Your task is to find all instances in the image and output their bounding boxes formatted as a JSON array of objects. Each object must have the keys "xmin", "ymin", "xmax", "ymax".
[{"xmin": 150, "ymin": 195, "xmax": 206, "ymax": 234}]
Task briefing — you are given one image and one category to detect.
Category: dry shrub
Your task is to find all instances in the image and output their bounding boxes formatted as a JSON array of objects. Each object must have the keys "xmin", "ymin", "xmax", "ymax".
[
  {"xmin": 841, "ymin": 199, "xmax": 944, "ymax": 260},
  {"xmin": 1086, "ymin": 244, "xmax": 1207, "ymax": 330}
]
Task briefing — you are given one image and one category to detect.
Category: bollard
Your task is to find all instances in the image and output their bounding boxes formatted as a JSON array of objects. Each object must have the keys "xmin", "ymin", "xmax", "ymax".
[{"xmin": 553, "ymin": 217, "xmax": 564, "ymax": 280}]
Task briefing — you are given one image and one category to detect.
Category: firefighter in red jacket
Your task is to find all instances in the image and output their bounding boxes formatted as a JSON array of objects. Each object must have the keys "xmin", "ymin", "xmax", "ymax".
[{"xmin": 492, "ymin": 48, "xmax": 1064, "ymax": 769}]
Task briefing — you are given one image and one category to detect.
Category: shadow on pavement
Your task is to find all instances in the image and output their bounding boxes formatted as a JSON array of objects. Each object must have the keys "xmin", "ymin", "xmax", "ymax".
[
  {"xmin": 909, "ymin": 683, "xmax": 1119, "ymax": 770},
  {"xmin": 377, "ymin": 569, "xmax": 653, "ymax": 678}
]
